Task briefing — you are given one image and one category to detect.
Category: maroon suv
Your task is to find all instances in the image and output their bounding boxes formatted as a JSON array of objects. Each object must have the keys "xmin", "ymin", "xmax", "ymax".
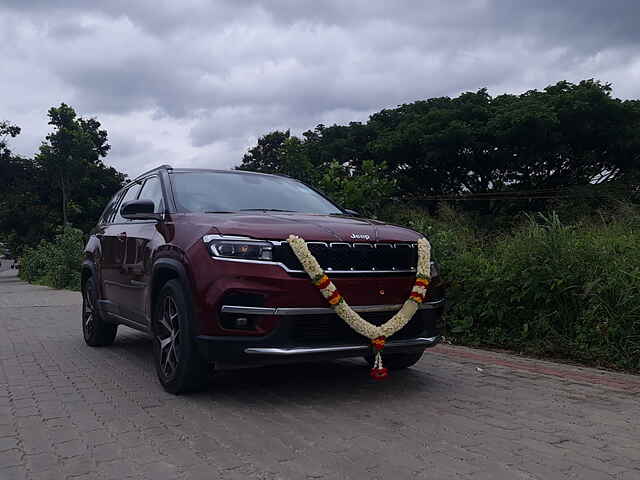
[{"xmin": 82, "ymin": 165, "xmax": 445, "ymax": 393}]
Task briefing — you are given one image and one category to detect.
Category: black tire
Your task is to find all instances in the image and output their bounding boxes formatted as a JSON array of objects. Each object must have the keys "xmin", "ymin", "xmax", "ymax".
[
  {"xmin": 365, "ymin": 350, "xmax": 425, "ymax": 370},
  {"xmin": 152, "ymin": 279, "xmax": 209, "ymax": 394},
  {"xmin": 82, "ymin": 277, "xmax": 117, "ymax": 346}
]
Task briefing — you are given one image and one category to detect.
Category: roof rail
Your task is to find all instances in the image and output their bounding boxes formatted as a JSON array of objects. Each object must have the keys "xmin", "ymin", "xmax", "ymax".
[{"xmin": 134, "ymin": 164, "xmax": 173, "ymax": 180}]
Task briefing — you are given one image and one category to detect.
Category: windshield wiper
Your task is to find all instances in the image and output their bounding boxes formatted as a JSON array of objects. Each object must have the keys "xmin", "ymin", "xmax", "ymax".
[{"xmin": 239, "ymin": 208, "xmax": 296, "ymax": 212}]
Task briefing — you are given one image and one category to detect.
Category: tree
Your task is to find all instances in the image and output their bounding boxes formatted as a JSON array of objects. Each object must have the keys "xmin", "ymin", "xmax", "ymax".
[
  {"xmin": 236, "ymin": 130, "xmax": 291, "ymax": 174},
  {"xmin": 0, "ymin": 120, "xmax": 21, "ymax": 156},
  {"xmin": 487, "ymin": 80, "xmax": 640, "ymax": 188},
  {"xmin": 318, "ymin": 160, "xmax": 395, "ymax": 217},
  {"xmin": 1, "ymin": 108, "xmax": 125, "ymax": 256},
  {"xmin": 35, "ymin": 104, "xmax": 123, "ymax": 229},
  {"xmin": 236, "ymin": 129, "xmax": 319, "ymax": 185},
  {"xmin": 0, "ymin": 122, "xmax": 53, "ymax": 256},
  {"xmin": 368, "ymin": 90, "xmax": 495, "ymax": 195},
  {"xmin": 236, "ymin": 79, "xmax": 640, "ymax": 216}
]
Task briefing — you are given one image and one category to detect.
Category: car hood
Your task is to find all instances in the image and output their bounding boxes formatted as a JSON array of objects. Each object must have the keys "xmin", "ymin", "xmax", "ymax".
[{"xmin": 185, "ymin": 212, "xmax": 422, "ymax": 243}]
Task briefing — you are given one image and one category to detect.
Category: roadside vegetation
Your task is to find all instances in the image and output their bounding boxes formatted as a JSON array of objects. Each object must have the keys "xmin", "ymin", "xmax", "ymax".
[
  {"xmin": 0, "ymin": 105, "xmax": 124, "ymax": 258},
  {"xmin": 19, "ymin": 227, "xmax": 84, "ymax": 291},
  {"xmin": 1, "ymin": 104, "xmax": 123, "ymax": 292},
  {"xmin": 3, "ymin": 79, "xmax": 639, "ymax": 370},
  {"xmin": 387, "ymin": 203, "xmax": 640, "ymax": 371}
]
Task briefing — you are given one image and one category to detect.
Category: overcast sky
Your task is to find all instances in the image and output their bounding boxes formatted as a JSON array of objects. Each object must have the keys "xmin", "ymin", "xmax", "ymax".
[{"xmin": 2, "ymin": 1, "xmax": 639, "ymax": 177}]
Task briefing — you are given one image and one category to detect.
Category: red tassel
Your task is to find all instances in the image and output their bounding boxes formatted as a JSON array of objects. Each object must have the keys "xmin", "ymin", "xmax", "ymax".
[
  {"xmin": 370, "ymin": 367, "xmax": 389, "ymax": 380},
  {"xmin": 370, "ymin": 338, "xmax": 389, "ymax": 380}
]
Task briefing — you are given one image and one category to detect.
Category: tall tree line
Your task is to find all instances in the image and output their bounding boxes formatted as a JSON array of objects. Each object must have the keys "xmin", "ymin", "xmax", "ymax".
[
  {"xmin": 0, "ymin": 104, "xmax": 126, "ymax": 256},
  {"xmin": 237, "ymin": 80, "xmax": 640, "ymax": 212}
]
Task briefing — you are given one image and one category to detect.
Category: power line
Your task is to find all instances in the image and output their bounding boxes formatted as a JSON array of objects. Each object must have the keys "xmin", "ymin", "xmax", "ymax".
[{"xmin": 409, "ymin": 184, "xmax": 638, "ymax": 201}]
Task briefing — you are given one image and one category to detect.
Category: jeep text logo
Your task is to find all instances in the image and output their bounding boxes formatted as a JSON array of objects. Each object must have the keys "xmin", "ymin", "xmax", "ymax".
[{"xmin": 350, "ymin": 233, "xmax": 371, "ymax": 240}]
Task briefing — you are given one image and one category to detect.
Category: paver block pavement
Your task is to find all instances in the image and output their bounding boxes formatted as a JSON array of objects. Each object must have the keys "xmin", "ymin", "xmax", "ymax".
[{"xmin": 0, "ymin": 269, "xmax": 638, "ymax": 479}]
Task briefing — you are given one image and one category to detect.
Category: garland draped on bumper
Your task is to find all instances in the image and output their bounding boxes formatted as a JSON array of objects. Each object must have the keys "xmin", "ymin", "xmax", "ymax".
[{"xmin": 287, "ymin": 235, "xmax": 431, "ymax": 379}]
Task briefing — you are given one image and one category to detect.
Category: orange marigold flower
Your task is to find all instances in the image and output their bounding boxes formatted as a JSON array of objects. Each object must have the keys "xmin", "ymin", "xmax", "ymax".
[
  {"xmin": 410, "ymin": 292, "xmax": 424, "ymax": 303},
  {"xmin": 372, "ymin": 336, "xmax": 386, "ymax": 351},
  {"xmin": 314, "ymin": 275, "xmax": 330, "ymax": 288},
  {"xmin": 415, "ymin": 278, "xmax": 429, "ymax": 288},
  {"xmin": 328, "ymin": 291, "xmax": 342, "ymax": 305}
]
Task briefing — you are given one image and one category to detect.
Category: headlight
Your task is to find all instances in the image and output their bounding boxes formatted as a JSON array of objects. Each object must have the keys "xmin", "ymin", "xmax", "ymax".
[{"xmin": 204, "ymin": 235, "xmax": 273, "ymax": 261}]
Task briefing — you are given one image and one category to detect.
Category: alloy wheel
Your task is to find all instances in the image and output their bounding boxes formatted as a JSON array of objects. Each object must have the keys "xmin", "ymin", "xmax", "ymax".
[
  {"xmin": 83, "ymin": 285, "xmax": 96, "ymax": 338},
  {"xmin": 157, "ymin": 296, "xmax": 181, "ymax": 379}
]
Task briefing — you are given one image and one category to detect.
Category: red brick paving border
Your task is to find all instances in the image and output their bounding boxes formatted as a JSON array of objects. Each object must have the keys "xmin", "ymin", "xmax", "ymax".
[{"xmin": 431, "ymin": 344, "xmax": 640, "ymax": 394}]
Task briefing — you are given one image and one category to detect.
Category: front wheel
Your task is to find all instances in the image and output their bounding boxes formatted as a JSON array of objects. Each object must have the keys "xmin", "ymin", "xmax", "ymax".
[
  {"xmin": 365, "ymin": 350, "xmax": 425, "ymax": 370},
  {"xmin": 152, "ymin": 279, "xmax": 209, "ymax": 394},
  {"xmin": 82, "ymin": 277, "xmax": 117, "ymax": 346}
]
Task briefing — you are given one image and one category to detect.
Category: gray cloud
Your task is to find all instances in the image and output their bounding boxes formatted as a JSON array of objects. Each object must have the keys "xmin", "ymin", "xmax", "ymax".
[{"xmin": 1, "ymin": 0, "xmax": 640, "ymax": 177}]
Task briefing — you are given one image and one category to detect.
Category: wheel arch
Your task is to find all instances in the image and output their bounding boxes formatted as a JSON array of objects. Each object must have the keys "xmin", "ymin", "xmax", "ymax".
[
  {"xmin": 81, "ymin": 260, "xmax": 97, "ymax": 292},
  {"xmin": 150, "ymin": 258, "xmax": 194, "ymax": 324}
]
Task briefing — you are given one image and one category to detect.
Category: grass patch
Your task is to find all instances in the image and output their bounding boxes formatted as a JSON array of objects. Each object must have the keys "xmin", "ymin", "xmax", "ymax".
[{"xmin": 386, "ymin": 204, "xmax": 640, "ymax": 371}]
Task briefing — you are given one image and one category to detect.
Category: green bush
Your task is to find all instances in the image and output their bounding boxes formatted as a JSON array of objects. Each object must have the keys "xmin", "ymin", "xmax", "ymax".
[
  {"xmin": 402, "ymin": 206, "xmax": 640, "ymax": 371},
  {"xmin": 318, "ymin": 160, "xmax": 395, "ymax": 218},
  {"xmin": 20, "ymin": 227, "xmax": 84, "ymax": 290}
]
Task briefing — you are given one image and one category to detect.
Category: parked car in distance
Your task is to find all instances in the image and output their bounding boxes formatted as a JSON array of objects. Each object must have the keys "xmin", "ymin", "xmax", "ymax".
[{"xmin": 81, "ymin": 165, "xmax": 445, "ymax": 393}]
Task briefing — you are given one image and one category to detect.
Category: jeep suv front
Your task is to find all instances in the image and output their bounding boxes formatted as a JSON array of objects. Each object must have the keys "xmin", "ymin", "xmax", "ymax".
[{"xmin": 82, "ymin": 165, "xmax": 445, "ymax": 394}]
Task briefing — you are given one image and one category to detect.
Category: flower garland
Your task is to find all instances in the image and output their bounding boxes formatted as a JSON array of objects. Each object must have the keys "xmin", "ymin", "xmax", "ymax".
[{"xmin": 287, "ymin": 235, "xmax": 431, "ymax": 380}]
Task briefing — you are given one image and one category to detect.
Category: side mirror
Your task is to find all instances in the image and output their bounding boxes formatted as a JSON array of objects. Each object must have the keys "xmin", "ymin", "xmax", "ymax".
[
  {"xmin": 121, "ymin": 200, "xmax": 162, "ymax": 221},
  {"xmin": 344, "ymin": 208, "xmax": 361, "ymax": 217}
]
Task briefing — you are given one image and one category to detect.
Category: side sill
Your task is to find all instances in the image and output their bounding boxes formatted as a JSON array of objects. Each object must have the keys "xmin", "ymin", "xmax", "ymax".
[{"xmin": 105, "ymin": 312, "xmax": 150, "ymax": 334}]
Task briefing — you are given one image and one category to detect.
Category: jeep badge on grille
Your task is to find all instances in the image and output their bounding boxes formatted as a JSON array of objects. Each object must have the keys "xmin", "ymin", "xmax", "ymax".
[{"xmin": 350, "ymin": 233, "xmax": 371, "ymax": 240}]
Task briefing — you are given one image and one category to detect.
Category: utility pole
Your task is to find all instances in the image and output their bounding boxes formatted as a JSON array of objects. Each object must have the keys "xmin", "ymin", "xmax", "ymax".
[{"xmin": 61, "ymin": 154, "xmax": 70, "ymax": 227}]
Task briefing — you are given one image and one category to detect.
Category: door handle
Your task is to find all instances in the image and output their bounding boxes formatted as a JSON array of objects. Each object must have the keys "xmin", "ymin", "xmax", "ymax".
[{"xmin": 118, "ymin": 232, "xmax": 127, "ymax": 272}]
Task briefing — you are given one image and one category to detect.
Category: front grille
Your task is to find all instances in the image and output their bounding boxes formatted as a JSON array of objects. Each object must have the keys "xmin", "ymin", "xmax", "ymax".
[
  {"xmin": 272, "ymin": 242, "xmax": 418, "ymax": 272},
  {"xmin": 291, "ymin": 311, "xmax": 424, "ymax": 344}
]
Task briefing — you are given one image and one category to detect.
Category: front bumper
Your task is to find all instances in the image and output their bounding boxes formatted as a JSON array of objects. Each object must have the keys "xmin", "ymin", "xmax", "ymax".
[
  {"xmin": 195, "ymin": 299, "xmax": 444, "ymax": 365},
  {"xmin": 219, "ymin": 298, "xmax": 445, "ymax": 316},
  {"xmin": 243, "ymin": 336, "xmax": 441, "ymax": 356}
]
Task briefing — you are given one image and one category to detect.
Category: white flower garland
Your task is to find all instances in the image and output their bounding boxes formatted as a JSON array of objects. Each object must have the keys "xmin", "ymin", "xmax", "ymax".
[{"xmin": 287, "ymin": 235, "xmax": 431, "ymax": 379}]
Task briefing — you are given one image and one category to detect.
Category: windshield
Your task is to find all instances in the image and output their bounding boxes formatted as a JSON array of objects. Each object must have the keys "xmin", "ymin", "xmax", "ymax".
[{"xmin": 170, "ymin": 171, "xmax": 343, "ymax": 214}]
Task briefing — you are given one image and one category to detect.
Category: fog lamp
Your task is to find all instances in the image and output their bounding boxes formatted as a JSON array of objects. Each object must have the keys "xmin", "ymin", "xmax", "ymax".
[{"xmin": 234, "ymin": 317, "xmax": 249, "ymax": 328}]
